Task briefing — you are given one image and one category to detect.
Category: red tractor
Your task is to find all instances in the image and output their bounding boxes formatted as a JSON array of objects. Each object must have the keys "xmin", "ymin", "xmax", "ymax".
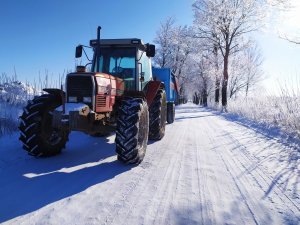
[{"xmin": 19, "ymin": 27, "xmax": 166, "ymax": 164}]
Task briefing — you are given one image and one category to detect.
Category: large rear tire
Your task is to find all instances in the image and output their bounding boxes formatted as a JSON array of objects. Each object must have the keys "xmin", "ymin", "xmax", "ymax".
[
  {"xmin": 167, "ymin": 102, "xmax": 175, "ymax": 124},
  {"xmin": 115, "ymin": 98, "xmax": 149, "ymax": 164},
  {"xmin": 19, "ymin": 94, "xmax": 69, "ymax": 156},
  {"xmin": 149, "ymin": 89, "xmax": 167, "ymax": 140}
]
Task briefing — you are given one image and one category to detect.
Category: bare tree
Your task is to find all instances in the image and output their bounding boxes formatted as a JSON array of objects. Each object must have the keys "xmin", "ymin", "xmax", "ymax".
[{"xmin": 193, "ymin": 0, "xmax": 265, "ymax": 111}]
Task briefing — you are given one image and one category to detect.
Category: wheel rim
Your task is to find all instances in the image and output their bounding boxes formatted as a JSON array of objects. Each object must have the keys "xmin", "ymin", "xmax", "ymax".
[
  {"xmin": 41, "ymin": 111, "xmax": 63, "ymax": 146},
  {"xmin": 47, "ymin": 131, "xmax": 62, "ymax": 145}
]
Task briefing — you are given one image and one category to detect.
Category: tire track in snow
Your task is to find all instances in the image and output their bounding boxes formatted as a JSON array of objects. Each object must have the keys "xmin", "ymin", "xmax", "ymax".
[
  {"xmin": 224, "ymin": 130, "xmax": 300, "ymax": 222},
  {"xmin": 207, "ymin": 113, "xmax": 300, "ymax": 224},
  {"xmin": 218, "ymin": 122, "xmax": 300, "ymax": 214},
  {"xmin": 196, "ymin": 113, "xmax": 250, "ymax": 225},
  {"xmin": 157, "ymin": 117, "xmax": 205, "ymax": 225},
  {"xmin": 208, "ymin": 120, "xmax": 275, "ymax": 224},
  {"xmin": 193, "ymin": 118, "xmax": 217, "ymax": 225},
  {"xmin": 219, "ymin": 152, "xmax": 260, "ymax": 225},
  {"xmin": 209, "ymin": 116, "xmax": 277, "ymax": 224},
  {"xmin": 104, "ymin": 117, "xmax": 188, "ymax": 225},
  {"xmin": 146, "ymin": 119, "xmax": 189, "ymax": 225}
]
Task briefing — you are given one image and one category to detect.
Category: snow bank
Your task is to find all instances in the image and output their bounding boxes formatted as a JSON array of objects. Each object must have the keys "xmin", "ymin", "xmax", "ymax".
[
  {"xmin": 0, "ymin": 80, "xmax": 36, "ymax": 136},
  {"xmin": 209, "ymin": 95, "xmax": 300, "ymax": 141}
]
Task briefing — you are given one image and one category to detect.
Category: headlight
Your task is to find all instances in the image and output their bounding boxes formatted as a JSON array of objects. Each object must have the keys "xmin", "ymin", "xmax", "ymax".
[
  {"xmin": 68, "ymin": 96, "xmax": 77, "ymax": 102},
  {"xmin": 83, "ymin": 97, "xmax": 92, "ymax": 103}
]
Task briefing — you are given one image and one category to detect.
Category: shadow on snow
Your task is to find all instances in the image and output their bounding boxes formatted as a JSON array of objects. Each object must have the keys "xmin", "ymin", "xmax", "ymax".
[
  {"xmin": 204, "ymin": 107, "xmax": 300, "ymax": 201},
  {"xmin": 0, "ymin": 132, "xmax": 134, "ymax": 223}
]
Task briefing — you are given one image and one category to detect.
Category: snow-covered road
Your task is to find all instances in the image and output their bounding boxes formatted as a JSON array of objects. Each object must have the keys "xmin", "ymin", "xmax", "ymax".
[{"xmin": 0, "ymin": 103, "xmax": 299, "ymax": 225}]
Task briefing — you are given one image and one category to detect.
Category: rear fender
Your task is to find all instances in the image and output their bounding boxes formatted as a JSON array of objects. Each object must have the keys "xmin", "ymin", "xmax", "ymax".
[
  {"xmin": 145, "ymin": 81, "xmax": 165, "ymax": 106},
  {"xmin": 43, "ymin": 88, "xmax": 65, "ymax": 105}
]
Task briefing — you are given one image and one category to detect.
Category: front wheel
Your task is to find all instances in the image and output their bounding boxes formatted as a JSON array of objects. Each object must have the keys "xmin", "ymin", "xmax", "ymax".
[
  {"xmin": 19, "ymin": 94, "xmax": 69, "ymax": 156},
  {"xmin": 115, "ymin": 98, "xmax": 149, "ymax": 164}
]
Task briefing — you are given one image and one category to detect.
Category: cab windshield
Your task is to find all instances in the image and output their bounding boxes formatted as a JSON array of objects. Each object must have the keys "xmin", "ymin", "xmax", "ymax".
[{"xmin": 93, "ymin": 47, "xmax": 136, "ymax": 90}]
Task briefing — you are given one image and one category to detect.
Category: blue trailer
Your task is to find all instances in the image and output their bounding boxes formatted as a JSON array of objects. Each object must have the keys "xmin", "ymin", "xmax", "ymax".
[{"xmin": 152, "ymin": 67, "xmax": 178, "ymax": 124}]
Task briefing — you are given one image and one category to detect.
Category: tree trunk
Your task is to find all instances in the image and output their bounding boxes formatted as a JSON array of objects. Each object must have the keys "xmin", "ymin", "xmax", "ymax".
[
  {"xmin": 222, "ymin": 52, "xmax": 229, "ymax": 108},
  {"xmin": 213, "ymin": 45, "xmax": 220, "ymax": 104},
  {"xmin": 215, "ymin": 79, "xmax": 220, "ymax": 103},
  {"xmin": 193, "ymin": 92, "xmax": 200, "ymax": 105},
  {"xmin": 245, "ymin": 83, "xmax": 249, "ymax": 97},
  {"xmin": 202, "ymin": 90, "xmax": 208, "ymax": 107}
]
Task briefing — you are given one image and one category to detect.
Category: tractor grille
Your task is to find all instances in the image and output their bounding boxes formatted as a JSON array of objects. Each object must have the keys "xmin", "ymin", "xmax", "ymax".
[
  {"xmin": 96, "ymin": 95, "xmax": 106, "ymax": 107},
  {"xmin": 67, "ymin": 75, "xmax": 94, "ymax": 108}
]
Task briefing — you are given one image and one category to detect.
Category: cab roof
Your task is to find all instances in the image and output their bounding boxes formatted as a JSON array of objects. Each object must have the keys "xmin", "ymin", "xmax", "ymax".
[{"xmin": 90, "ymin": 38, "xmax": 146, "ymax": 50}]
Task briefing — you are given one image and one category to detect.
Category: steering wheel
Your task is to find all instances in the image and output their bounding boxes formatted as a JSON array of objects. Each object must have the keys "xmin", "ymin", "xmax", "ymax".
[{"xmin": 112, "ymin": 66, "xmax": 124, "ymax": 74}]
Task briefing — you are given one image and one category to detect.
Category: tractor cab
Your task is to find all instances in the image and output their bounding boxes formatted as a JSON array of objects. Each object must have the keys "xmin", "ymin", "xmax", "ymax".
[{"xmin": 76, "ymin": 37, "xmax": 155, "ymax": 92}]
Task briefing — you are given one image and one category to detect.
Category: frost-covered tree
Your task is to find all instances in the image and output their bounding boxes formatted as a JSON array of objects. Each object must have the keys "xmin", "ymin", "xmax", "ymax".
[
  {"xmin": 188, "ymin": 51, "xmax": 215, "ymax": 106},
  {"xmin": 154, "ymin": 18, "xmax": 193, "ymax": 102},
  {"xmin": 153, "ymin": 17, "xmax": 176, "ymax": 68},
  {"xmin": 228, "ymin": 44, "xmax": 264, "ymax": 98},
  {"xmin": 193, "ymin": 0, "xmax": 264, "ymax": 110}
]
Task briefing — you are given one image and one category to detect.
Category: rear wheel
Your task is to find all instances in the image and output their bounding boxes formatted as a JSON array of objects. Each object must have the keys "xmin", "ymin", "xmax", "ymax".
[
  {"xmin": 149, "ymin": 89, "xmax": 167, "ymax": 140},
  {"xmin": 115, "ymin": 98, "xmax": 149, "ymax": 164},
  {"xmin": 167, "ymin": 102, "xmax": 175, "ymax": 124},
  {"xmin": 19, "ymin": 94, "xmax": 69, "ymax": 156}
]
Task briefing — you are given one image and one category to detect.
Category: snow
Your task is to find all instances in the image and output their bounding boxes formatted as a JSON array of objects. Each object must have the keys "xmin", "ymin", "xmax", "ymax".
[
  {"xmin": 0, "ymin": 81, "xmax": 35, "ymax": 105},
  {"xmin": 0, "ymin": 103, "xmax": 299, "ymax": 225},
  {"xmin": 0, "ymin": 80, "xmax": 36, "ymax": 135}
]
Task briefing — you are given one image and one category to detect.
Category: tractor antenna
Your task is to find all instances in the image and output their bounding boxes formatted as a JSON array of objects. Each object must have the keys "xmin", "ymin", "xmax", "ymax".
[{"xmin": 96, "ymin": 26, "xmax": 102, "ymax": 72}]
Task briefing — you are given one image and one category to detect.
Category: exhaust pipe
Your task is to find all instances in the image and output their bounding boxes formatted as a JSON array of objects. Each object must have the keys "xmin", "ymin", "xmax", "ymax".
[{"xmin": 96, "ymin": 26, "xmax": 102, "ymax": 72}]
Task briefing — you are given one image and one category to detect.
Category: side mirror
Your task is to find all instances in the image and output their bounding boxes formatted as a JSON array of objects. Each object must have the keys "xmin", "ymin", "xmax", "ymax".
[
  {"xmin": 75, "ymin": 45, "xmax": 83, "ymax": 58},
  {"xmin": 146, "ymin": 44, "xmax": 155, "ymax": 57}
]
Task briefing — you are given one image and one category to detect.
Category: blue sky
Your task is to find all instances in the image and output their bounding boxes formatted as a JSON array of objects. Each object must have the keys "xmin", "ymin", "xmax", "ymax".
[
  {"xmin": 1, "ymin": 0, "xmax": 299, "ymax": 94},
  {"xmin": 0, "ymin": 0, "xmax": 193, "ymax": 83}
]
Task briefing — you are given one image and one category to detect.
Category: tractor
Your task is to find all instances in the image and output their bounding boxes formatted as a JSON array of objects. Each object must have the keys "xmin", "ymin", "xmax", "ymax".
[{"xmin": 19, "ymin": 26, "xmax": 167, "ymax": 164}]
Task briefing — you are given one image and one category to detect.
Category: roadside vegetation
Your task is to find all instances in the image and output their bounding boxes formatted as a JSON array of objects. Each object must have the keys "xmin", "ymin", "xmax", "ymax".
[
  {"xmin": 220, "ymin": 87, "xmax": 300, "ymax": 139},
  {"xmin": 0, "ymin": 72, "xmax": 65, "ymax": 136}
]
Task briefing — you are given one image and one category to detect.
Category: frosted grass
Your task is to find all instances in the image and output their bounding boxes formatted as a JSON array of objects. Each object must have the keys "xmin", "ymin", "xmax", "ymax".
[
  {"xmin": 210, "ymin": 81, "xmax": 300, "ymax": 139},
  {"xmin": 0, "ymin": 71, "xmax": 66, "ymax": 136}
]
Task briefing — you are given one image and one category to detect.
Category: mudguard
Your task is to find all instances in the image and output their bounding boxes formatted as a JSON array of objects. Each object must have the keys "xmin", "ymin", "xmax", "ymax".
[{"xmin": 145, "ymin": 81, "xmax": 165, "ymax": 106}]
